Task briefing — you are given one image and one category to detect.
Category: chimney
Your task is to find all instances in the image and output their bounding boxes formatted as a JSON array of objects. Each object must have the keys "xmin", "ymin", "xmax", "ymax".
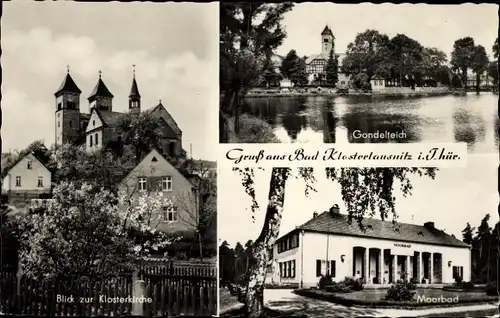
[
  {"xmin": 424, "ymin": 222, "xmax": 435, "ymax": 229},
  {"xmin": 313, "ymin": 212, "xmax": 318, "ymax": 218},
  {"xmin": 329, "ymin": 204, "xmax": 340, "ymax": 216}
]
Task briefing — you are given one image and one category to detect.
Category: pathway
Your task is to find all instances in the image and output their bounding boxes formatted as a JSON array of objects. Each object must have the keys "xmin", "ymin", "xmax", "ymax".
[{"xmin": 264, "ymin": 289, "xmax": 498, "ymax": 318}]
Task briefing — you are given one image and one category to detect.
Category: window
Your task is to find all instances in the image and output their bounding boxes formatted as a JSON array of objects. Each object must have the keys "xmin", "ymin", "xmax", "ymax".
[
  {"xmin": 93, "ymin": 120, "xmax": 95, "ymax": 126},
  {"xmin": 279, "ymin": 260, "xmax": 296, "ymax": 278},
  {"xmin": 69, "ymin": 120, "xmax": 73, "ymax": 127},
  {"xmin": 162, "ymin": 176, "xmax": 172, "ymax": 192},
  {"xmin": 277, "ymin": 233, "xmax": 299, "ymax": 253},
  {"xmin": 95, "ymin": 133, "xmax": 98, "ymax": 145},
  {"xmin": 316, "ymin": 260, "xmax": 336, "ymax": 277},
  {"xmin": 37, "ymin": 176, "xmax": 43, "ymax": 187},
  {"xmin": 452, "ymin": 266, "xmax": 464, "ymax": 280},
  {"xmin": 58, "ymin": 113, "xmax": 60, "ymax": 118},
  {"xmin": 58, "ymin": 103, "xmax": 62, "ymax": 111},
  {"xmin": 27, "ymin": 160, "xmax": 32, "ymax": 169},
  {"xmin": 138, "ymin": 177, "xmax": 147, "ymax": 191},
  {"xmin": 67, "ymin": 101, "xmax": 75, "ymax": 109},
  {"xmin": 163, "ymin": 206, "xmax": 178, "ymax": 222},
  {"xmin": 323, "ymin": 39, "xmax": 329, "ymax": 43},
  {"xmin": 279, "ymin": 263, "xmax": 283, "ymax": 277},
  {"xmin": 15, "ymin": 176, "xmax": 21, "ymax": 187},
  {"xmin": 58, "ymin": 121, "xmax": 60, "ymax": 127},
  {"xmin": 89, "ymin": 135, "xmax": 93, "ymax": 147}
]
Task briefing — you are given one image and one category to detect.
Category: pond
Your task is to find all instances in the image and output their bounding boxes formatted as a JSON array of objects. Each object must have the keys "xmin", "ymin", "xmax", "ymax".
[{"xmin": 241, "ymin": 93, "xmax": 498, "ymax": 155}]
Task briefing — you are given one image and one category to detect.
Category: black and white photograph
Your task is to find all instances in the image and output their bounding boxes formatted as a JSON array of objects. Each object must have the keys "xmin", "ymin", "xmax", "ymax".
[
  {"xmin": 220, "ymin": 3, "xmax": 498, "ymax": 150},
  {"xmin": 0, "ymin": 2, "xmax": 218, "ymax": 316},
  {"xmin": 218, "ymin": 155, "xmax": 499, "ymax": 317}
]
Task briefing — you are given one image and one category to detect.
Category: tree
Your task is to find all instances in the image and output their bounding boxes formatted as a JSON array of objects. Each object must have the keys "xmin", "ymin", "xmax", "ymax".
[
  {"xmin": 487, "ymin": 61, "xmax": 498, "ymax": 90},
  {"xmin": 421, "ymin": 47, "xmax": 448, "ymax": 85},
  {"xmin": 493, "ymin": 37, "xmax": 499, "ymax": 60},
  {"xmin": 475, "ymin": 214, "xmax": 492, "ymax": 283},
  {"xmin": 471, "ymin": 45, "xmax": 489, "ymax": 93},
  {"xmin": 220, "ymin": 3, "xmax": 294, "ymax": 141},
  {"xmin": 289, "ymin": 57, "xmax": 308, "ymax": 87},
  {"xmin": 280, "ymin": 49, "xmax": 300, "ymax": 80},
  {"xmin": 462, "ymin": 222, "xmax": 475, "ymax": 245},
  {"xmin": 10, "ymin": 182, "xmax": 132, "ymax": 283},
  {"xmin": 113, "ymin": 112, "xmax": 166, "ymax": 164},
  {"xmin": 260, "ymin": 56, "xmax": 282, "ymax": 88},
  {"xmin": 119, "ymin": 190, "xmax": 177, "ymax": 257},
  {"xmin": 54, "ymin": 144, "xmax": 130, "ymax": 193},
  {"xmin": 451, "ymin": 37, "xmax": 476, "ymax": 89},
  {"xmin": 176, "ymin": 159, "xmax": 217, "ymax": 259},
  {"xmin": 388, "ymin": 34, "xmax": 424, "ymax": 87},
  {"xmin": 219, "ymin": 241, "xmax": 236, "ymax": 285},
  {"xmin": 341, "ymin": 29, "xmax": 390, "ymax": 80},
  {"xmin": 325, "ymin": 49, "xmax": 338, "ymax": 87},
  {"xmin": 233, "ymin": 167, "xmax": 437, "ymax": 317}
]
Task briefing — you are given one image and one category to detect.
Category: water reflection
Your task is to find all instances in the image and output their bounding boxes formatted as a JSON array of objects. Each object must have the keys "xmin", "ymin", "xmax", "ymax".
[{"xmin": 241, "ymin": 93, "xmax": 498, "ymax": 154}]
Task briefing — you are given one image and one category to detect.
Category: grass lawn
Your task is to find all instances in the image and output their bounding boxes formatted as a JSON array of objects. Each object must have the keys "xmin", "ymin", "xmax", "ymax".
[{"xmin": 295, "ymin": 288, "xmax": 498, "ymax": 309}]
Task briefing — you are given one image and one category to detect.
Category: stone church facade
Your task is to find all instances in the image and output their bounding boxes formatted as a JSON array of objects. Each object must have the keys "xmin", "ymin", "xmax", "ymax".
[{"xmin": 54, "ymin": 70, "xmax": 184, "ymax": 159}]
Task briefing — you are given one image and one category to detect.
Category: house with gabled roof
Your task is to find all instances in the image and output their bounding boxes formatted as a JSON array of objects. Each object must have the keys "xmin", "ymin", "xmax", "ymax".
[
  {"xmin": 1, "ymin": 152, "xmax": 52, "ymax": 203},
  {"xmin": 54, "ymin": 68, "xmax": 185, "ymax": 159},
  {"xmin": 118, "ymin": 148, "xmax": 198, "ymax": 234},
  {"xmin": 270, "ymin": 204, "xmax": 471, "ymax": 288}
]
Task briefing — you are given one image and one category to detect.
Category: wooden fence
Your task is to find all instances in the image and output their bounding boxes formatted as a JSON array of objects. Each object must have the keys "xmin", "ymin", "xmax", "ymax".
[{"xmin": 0, "ymin": 264, "xmax": 217, "ymax": 316}]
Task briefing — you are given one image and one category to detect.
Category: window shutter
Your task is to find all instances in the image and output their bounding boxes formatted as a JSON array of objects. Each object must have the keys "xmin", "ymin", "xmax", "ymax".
[
  {"xmin": 316, "ymin": 260, "xmax": 321, "ymax": 277},
  {"xmin": 331, "ymin": 260, "xmax": 336, "ymax": 278}
]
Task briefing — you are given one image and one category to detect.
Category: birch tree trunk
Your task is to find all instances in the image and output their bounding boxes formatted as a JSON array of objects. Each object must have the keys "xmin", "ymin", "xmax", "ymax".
[{"xmin": 244, "ymin": 168, "xmax": 290, "ymax": 317}]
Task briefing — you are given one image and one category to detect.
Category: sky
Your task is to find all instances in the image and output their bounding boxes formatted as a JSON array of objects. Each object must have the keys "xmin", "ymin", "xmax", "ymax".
[
  {"xmin": 276, "ymin": 3, "xmax": 499, "ymax": 59},
  {"xmin": 219, "ymin": 154, "xmax": 499, "ymax": 247},
  {"xmin": 1, "ymin": 2, "xmax": 219, "ymax": 160}
]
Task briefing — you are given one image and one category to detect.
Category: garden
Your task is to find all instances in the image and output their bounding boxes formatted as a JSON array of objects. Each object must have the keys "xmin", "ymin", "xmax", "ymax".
[{"xmin": 295, "ymin": 275, "xmax": 498, "ymax": 309}]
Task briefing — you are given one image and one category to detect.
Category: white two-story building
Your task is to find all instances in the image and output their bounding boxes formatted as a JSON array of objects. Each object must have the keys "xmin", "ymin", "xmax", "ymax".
[{"xmin": 269, "ymin": 204, "xmax": 471, "ymax": 288}]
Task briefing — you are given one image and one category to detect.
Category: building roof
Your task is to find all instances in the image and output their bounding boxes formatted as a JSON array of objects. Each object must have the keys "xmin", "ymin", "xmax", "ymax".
[
  {"xmin": 88, "ymin": 77, "xmax": 114, "ymax": 100},
  {"xmin": 146, "ymin": 101, "xmax": 182, "ymax": 135},
  {"xmin": 129, "ymin": 77, "xmax": 141, "ymax": 98},
  {"xmin": 94, "ymin": 109, "xmax": 123, "ymax": 128},
  {"xmin": 321, "ymin": 26, "xmax": 334, "ymax": 36},
  {"xmin": 305, "ymin": 52, "xmax": 347, "ymax": 65},
  {"xmin": 294, "ymin": 211, "xmax": 469, "ymax": 248},
  {"xmin": 54, "ymin": 73, "xmax": 82, "ymax": 96},
  {"xmin": 1, "ymin": 152, "xmax": 51, "ymax": 179}
]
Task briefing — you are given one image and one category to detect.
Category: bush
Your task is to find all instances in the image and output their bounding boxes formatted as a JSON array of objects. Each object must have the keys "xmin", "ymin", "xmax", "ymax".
[
  {"xmin": 318, "ymin": 274, "xmax": 333, "ymax": 290},
  {"xmin": 485, "ymin": 283, "xmax": 497, "ymax": 296},
  {"xmin": 236, "ymin": 114, "xmax": 280, "ymax": 143},
  {"xmin": 385, "ymin": 280, "xmax": 416, "ymax": 301},
  {"xmin": 462, "ymin": 281, "xmax": 475, "ymax": 290},
  {"xmin": 342, "ymin": 277, "xmax": 364, "ymax": 291},
  {"xmin": 325, "ymin": 282, "xmax": 351, "ymax": 293}
]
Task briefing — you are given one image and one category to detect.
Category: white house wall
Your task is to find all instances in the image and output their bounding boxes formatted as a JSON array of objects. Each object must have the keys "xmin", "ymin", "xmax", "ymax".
[{"xmin": 272, "ymin": 231, "xmax": 470, "ymax": 287}]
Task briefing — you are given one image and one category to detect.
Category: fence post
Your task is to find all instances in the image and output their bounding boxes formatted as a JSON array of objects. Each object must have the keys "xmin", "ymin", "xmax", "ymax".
[{"xmin": 132, "ymin": 278, "xmax": 147, "ymax": 316}]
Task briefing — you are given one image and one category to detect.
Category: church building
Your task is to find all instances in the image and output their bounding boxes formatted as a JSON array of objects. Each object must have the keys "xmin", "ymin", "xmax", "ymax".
[
  {"xmin": 269, "ymin": 204, "xmax": 471, "ymax": 288},
  {"xmin": 54, "ymin": 68, "xmax": 184, "ymax": 159}
]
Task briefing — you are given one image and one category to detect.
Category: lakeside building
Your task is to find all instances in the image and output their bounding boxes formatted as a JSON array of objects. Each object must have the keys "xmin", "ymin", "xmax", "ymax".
[
  {"xmin": 268, "ymin": 205, "xmax": 471, "ymax": 288},
  {"xmin": 272, "ymin": 26, "xmax": 351, "ymax": 89}
]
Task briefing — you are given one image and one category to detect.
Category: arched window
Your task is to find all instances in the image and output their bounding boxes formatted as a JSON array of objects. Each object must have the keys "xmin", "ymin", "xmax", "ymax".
[
  {"xmin": 69, "ymin": 120, "xmax": 73, "ymax": 127},
  {"xmin": 95, "ymin": 133, "xmax": 98, "ymax": 145}
]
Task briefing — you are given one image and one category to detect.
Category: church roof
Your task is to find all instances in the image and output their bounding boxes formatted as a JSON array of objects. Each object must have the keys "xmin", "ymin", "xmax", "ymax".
[
  {"xmin": 321, "ymin": 26, "xmax": 334, "ymax": 36},
  {"xmin": 95, "ymin": 109, "xmax": 122, "ymax": 128},
  {"xmin": 129, "ymin": 77, "xmax": 141, "ymax": 98},
  {"xmin": 88, "ymin": 77, "xmax": 114, "ymax": 100},
  {"xmin": 54, "ymin": 73, "xmax": 82, "ymax": 96},
  {"xmin": 288, "ymin": 211, "xmax": 469, "ymax": 248},
  {"xmin": 146, "ymin": 101, "xmax": 182, "ymax": 135}
]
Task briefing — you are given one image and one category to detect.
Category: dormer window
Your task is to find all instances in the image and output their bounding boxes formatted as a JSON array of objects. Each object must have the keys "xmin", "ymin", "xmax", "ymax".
[
  {"xmin": 394, "ymin": 228, "xmax": 400, "ymax": 232},
  {"xmin": 367, "ymin": 225, "xmax": 373, "ymax": 230},
  {"xmin": 418, "ymin": 231, "xmax": 424, "ymax": 236}
]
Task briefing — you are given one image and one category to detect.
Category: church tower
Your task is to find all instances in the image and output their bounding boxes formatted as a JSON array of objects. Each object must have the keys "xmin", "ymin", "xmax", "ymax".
[
  {"xmin": 129, "ymin": 66, "xmax": 141, "ymax": 115},
  {"xmin": 88, "ymin": 70, "xmax": 114, "ymax": 112},
  {"xmin": 54, "ymin": 68, "xmax": 81, "ymax": 145},
  {"xmin": 321, "ymin": 25, "xmax": 335, "ymax": 55}
]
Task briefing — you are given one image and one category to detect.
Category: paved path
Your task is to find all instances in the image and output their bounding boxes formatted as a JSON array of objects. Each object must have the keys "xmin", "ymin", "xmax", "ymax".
[{"xmin": 264, "ymin": 289, "xmax": 498, "ymax": 318}]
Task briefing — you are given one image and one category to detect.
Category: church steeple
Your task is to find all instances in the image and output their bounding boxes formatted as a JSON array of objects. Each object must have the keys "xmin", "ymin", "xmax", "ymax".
[
  {"xmin": 55, "ymin": 66, "xmax": 82, "ymax": 98},
  {"xmin": 88, "ymin": 70, "xmax": 114, "ymax": 112},
  {"xmin": 54, "ymin": 66, "xmax": 81, "ymax": 146},
  {"xmin": 129, "ymin": 65, "xmax": 141, "ymax": 114},
  {"xmin": 321, "ymin": 25, "xmax": 335, "ymax": 55}
]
